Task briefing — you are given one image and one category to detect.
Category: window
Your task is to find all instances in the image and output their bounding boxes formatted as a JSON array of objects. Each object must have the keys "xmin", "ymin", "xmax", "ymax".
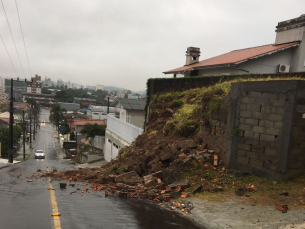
[
  {"xmin": 108, "ymin": 139, "xmax": 112, "ymax": 143},
  {"xmin": 192, "ymin": 56, "xmax": 197, "ymax": 60}
]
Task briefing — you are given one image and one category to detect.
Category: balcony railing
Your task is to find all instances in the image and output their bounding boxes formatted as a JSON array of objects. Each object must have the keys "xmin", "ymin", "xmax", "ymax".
[{"xmin": 107, "ymin": 114, "xmax": 143, "ymax": 144}]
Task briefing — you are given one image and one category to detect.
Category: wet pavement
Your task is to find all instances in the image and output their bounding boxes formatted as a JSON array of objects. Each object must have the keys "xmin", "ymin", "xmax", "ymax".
[{"xmin": 0, "ymin": 108, "xmax": 203, "ymax": 229}]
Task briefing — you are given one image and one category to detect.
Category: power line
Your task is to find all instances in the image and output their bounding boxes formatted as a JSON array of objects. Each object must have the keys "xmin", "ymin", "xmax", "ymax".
[
  {"xmin": 0, "ymin": 33, "xmax": 19, "ymax": 77},
  {"xmin": 1, "ymin": 0, "xmax": 26, "ymax": 78},
  {"xmin": 15, "ymin": 0, "xmax": 32, "ymax": 77}
]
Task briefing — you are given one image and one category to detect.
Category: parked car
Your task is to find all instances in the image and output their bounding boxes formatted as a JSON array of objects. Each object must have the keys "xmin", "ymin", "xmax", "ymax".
[{"xmin": 35, "ymin": 150, "xmax": 45, "ymax": 159}]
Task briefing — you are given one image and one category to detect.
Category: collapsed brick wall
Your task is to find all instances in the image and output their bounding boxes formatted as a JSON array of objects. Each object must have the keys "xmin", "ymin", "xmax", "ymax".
[
  {"xmin": 209, "ymin": 111, "xmax": 227, "ymax": 137},
  {"xmin": 225, "ymin": 80, "xmax": 305, "ymax": 180}
]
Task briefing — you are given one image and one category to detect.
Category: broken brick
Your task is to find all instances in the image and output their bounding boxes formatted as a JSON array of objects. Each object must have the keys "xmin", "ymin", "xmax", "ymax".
[
  {"xmin": 181, "ymin": 192, "xmax": 189, "ymax": 198},
  {"xmin": 213, "ymin": 155, "xmax": 218, "ymax": 166},
  {"xmin": 235, "ymin": 186, "xmax": 246, "ymax": 196},
  {"xmin": 163, "ymin": 195, "xmax": 171, "ymax": 202},
  {"xmin": 153, "ymin": 198, "xmax": 161, "ymax": 203},
  {"xmin": 118, "ymin": 191, "xmax": 128, "ymax": 198},
  {"xmin": 275, "ymin": 203, "xmax": 288, "ymax": 213},
  {"xmin": 200, "ymin": 142, "xmax": 207, "ymax": 149},
  {"xmin": 139, "ymin": 193, "xmax": 148, "ymax": 199},
  {"xmin": 178, "ymin": 153, "xmax": 187, "ymax": 159},
  {"xmin": 60, "ymin": 183, "xmax": 66, "ymax": 189}
]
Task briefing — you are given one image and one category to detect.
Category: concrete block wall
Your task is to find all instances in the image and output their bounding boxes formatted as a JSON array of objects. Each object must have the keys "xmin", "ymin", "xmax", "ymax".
[
  {"xmin": 289, "ymin": 91, "xmax": 305, "ymax": 169},
  {"xmin": 237, "ymin": 91, "xmax": 284, "ymax": 172},
  {"xmin": 225, "ymin": 80, "xmax": 305, "ymax": 180}
]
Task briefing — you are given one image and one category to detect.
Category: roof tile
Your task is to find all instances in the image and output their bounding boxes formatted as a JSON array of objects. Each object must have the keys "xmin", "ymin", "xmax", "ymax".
[{"xmin": 164, "ymin": 42, "xmax": 299, "ymax": 74}]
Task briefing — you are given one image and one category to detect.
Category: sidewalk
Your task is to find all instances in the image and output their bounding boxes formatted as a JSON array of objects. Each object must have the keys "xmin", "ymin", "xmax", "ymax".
[
  {"xmin": 15, "ymin": 142, "xmax": 34, "ymax": 162},
  {"xmin": 0, "ymin": 142, "xmax": 33, "ymax": 169},
  {"xmin": 77, "ymin": 160, "xmax": 108, "ymax": 169}
]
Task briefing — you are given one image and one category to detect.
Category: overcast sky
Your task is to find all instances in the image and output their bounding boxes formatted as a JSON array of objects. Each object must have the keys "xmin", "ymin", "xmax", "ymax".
[{"xmin": 0, "ymin": 0, "xmax": 304, "ymax": 91}]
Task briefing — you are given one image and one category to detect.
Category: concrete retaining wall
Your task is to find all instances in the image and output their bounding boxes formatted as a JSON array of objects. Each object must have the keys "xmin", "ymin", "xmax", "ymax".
[{"xmin": 225, "ymin": 80, "xmax": 305, "ymax": 180}]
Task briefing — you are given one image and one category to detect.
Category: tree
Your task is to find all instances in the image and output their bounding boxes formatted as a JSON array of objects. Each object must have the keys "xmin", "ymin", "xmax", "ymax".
[
  {"xmin": 80, "ymin": 123, "xmax": 106, "ymax": 138},
  {"xmin": 0, "ymin": 126, "xmax": 22, "ymax": 156},
  {"xmin": 25, "ymin": 98, "xmax": 36, "ymax": 108},
  {"xmin": 41, "ymin": 87, "xmax": 51, "ymax": 94},
  {"xmin": 49, "ymin": 103, "xmax": 66, "ymax": 140},
  {"xmin": 25, "ymin": 98, "xmax": 40, "ymax": 114},
  {"xmin": 70, "ymin": 132, "xmax": 75, "ymax": 140}
]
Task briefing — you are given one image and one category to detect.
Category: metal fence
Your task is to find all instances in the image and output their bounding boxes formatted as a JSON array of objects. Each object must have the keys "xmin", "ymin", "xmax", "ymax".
[{"xmin": 107, "ymin": 114, "xmax": 143, "ymax": 144}]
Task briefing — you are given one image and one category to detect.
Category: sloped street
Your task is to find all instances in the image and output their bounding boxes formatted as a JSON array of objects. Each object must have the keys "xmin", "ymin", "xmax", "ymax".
[{"xmin": 0, "ymin": 108, "xmax": 201, "ymax": 229}]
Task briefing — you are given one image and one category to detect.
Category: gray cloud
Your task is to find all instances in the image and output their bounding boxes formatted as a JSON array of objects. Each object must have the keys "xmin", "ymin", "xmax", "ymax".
[{"xmin": 1, "ymin": 0, "xmax": 304, "ymax": 91}]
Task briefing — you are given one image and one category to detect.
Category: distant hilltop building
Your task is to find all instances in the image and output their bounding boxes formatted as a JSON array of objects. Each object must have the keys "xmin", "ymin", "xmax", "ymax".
[
  {"xmin": 96, "ymin": 84, "xmax": 104, "ymax": 91},
  {"xmin": 26, "ymin": 74, "xmax": 41, "ymax": 94},
  {"xmin": 42, "ymin": 77, "xmax": 53, "ymax": 87}
]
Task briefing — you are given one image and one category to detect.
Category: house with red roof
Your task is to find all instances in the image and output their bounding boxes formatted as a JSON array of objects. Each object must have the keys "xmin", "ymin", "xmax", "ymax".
[{"xmin": 164, "ymin": 14, "xmax": 305, "ymax": 77}]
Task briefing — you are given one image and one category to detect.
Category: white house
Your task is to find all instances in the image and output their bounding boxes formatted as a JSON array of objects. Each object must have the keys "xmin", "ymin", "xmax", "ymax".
[
  {"xmin": 164, "ymin": 14, "xmax": 305, "ymax": 77},
  {"xmin": 86, "ymin": 105, "xmax": 115, "ymax": 120},
  {"xmin": 104, "ymin": 98, "xmax": 145, "ymax": 162}
]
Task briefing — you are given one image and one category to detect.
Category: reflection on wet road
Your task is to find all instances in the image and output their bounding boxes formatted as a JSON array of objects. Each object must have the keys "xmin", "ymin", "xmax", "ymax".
[{"xmin": 0, "ymin": 108, "xmax": 203, "ymax": 229}]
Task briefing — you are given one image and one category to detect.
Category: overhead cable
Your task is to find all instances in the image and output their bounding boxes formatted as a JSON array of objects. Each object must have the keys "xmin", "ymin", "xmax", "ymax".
[
  {"xmin": 0, "ymin": 33, "xmax": 19, "ymax": 77},
  {"xmin": 15, "ymin": 0, "xmax": 32, "ymax": 77},
  {"xmin": 1, "ymin": 0, "xmax": 26, "ymax": 78}
]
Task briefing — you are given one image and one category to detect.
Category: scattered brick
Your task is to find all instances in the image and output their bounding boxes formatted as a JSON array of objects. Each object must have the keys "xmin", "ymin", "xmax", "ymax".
[
  {"xmin": 213, "ymin": 155, "xmax": 218, "ymax": 166},
  {"xmin": 178, "ymin": 153, "xmax": 187, "ymax": 159},
  {"xmin": 153, "ymin": 198, "xmax": 161, "ymax": 203},
  {"xmin": 181, "ymin": 192, "xmax": 189, "ymax": 198},
  {"xmin": 139, "ymin": 193, "xmax": 148, "ymax": 199},
  {"xmin": 200, "ymin": 142, "xmax": 207, "ymax": 149},
  {"xmin": 235, "ymin": 186, "xmax": 246, "ymax": 196},
  {"xmin": 275, "ymin": 203, "xmax": 288, "ymax": 213},
  {"xmin": 163, "ymin": 195, "xmax": 171, "ymax": 202}
]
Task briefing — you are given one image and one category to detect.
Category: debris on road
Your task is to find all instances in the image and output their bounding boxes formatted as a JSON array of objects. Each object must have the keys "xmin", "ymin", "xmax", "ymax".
[
  {"xmin": 60, "ymin": 183, "xmax": 67, "ymax": 189},
  {"xmin": 275, "ymin": 203, "xmax": 288, "ymax": 213}
]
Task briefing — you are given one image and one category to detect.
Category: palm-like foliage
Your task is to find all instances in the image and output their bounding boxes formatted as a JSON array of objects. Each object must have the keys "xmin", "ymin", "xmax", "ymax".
[{"xmin": 49, "ymin": 103, "xmax": 66, "ymax": 139}]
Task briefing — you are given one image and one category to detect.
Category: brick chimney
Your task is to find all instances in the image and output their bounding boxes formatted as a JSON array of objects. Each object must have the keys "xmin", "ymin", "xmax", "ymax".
[
  {"xmin": 275, "ymin": 14, "xmax": 305, "ymax": 45},
  {"xmin": 185, "ymin": 47, "xmax": 200, "ymax": 65}
]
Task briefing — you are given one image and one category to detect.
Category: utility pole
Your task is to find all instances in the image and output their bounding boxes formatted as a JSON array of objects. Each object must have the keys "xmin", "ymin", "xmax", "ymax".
[
  {"xmin": 107, "ymin": 97, "xmax": 109, "ymax": 114},
  {"xmin": 75, "ymin": 131, "xmax": 78, "ymax": 154},
  {"xmin": 9, "ymin": 77, "xmax": 27, "ymax": 162},
  {"xmin": 8, "ymin": 78, "xmax": 14, "ymax": 163},
  {"xmin": 29, "ymin": 110, "xmax": 32, "ymax": 149},
  {"xmin": 23, "ymin": 110, "xmax": 25, "ymax": 160},
  {"xmin": 33, "ymin": 109, "xmax": 35, "ymax": 141}
]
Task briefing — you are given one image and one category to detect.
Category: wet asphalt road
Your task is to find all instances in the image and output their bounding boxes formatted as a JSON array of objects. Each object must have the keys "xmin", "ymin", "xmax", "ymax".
[{"xmin": 0, "ymin": 109, "xmax": 203, "ymax": 229}]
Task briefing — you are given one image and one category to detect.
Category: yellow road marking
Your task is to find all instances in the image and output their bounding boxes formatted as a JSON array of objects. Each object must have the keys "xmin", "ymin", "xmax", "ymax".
[
  {"xmin": 44, "ymin": 132, "xmax": 62, "ymax": 229},
  {"xmin": 48, "ymin": 177, "xmax": 61, "ymax": 229}
]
